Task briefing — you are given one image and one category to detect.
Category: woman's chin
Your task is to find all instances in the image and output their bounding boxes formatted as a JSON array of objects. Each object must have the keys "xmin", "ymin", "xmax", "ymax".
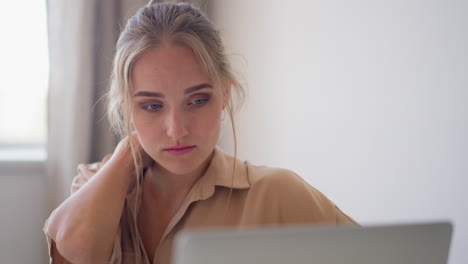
[{"xmin": 149, "ymin": 148, "xmax": 214, "ymax": 178}]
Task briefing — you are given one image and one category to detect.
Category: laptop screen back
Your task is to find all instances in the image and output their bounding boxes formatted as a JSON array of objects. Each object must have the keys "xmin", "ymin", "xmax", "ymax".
[{"xmin": 173, "ymin": 222, "xmax": 452, "ymax": 264}]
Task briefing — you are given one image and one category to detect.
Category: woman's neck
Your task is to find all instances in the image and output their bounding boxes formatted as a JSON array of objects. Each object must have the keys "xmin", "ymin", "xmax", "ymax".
[{"xmin": 143, "ymin": 151, "xmax": 214, "ymax": 206}]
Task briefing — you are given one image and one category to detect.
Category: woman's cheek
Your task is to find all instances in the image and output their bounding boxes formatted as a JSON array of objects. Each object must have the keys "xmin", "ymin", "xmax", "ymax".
[{"xmin": 206, "ymin": 109, "xmax": 222, "ymax": 137}]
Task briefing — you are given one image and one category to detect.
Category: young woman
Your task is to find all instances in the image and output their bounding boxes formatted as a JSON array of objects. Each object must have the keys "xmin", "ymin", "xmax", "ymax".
[{"xmin": 43, "ymin": 2, "xmax": 356, "ymax": 264}]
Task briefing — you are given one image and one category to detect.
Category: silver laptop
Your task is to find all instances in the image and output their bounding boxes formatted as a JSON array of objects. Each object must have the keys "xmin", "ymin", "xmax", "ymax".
[{"xmin": 173, "ymin": 222, "xmax": 452, "ymax": 264}]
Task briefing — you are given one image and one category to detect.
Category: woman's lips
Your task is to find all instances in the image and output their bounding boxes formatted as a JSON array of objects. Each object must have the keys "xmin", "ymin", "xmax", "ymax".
[{"xmin": 163, "ymin": 145, "xmax": 196, "ymax": 156}]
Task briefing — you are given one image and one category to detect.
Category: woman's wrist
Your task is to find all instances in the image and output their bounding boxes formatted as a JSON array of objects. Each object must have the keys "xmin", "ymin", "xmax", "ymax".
[{"xmin": 107, "ymin": 150, "xmax": 136, "ymax": 179}]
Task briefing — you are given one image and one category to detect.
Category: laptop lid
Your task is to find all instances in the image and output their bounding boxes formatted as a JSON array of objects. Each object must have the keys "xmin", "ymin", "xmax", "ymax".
[{"xmin": 173, "ymin": 222, "xmax": 452, "ymax": 264}]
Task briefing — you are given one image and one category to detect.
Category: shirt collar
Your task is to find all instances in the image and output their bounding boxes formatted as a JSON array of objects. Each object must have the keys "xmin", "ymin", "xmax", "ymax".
[
  {"xmin": 126, "ymin": 146, "xmax": 250, "ymax": 217},
  {"xmin": 208, "ymin": 146, "xmax": 251, "ymax": 190}
]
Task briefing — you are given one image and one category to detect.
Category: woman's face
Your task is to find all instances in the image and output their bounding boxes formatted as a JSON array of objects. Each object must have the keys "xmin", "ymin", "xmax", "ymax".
[{"xmin": 131, "ymin": 44, "xmax": 225, "ymax": 176}]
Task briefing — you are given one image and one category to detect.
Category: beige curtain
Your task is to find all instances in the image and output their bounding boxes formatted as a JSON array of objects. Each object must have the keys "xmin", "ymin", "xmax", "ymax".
[{"xmin": 46, "ymin": 0, "xmax": 148, "ymax": 214}]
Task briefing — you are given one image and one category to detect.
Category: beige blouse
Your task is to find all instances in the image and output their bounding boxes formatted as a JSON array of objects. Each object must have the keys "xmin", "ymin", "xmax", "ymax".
[{"xmin": 44, "ymin": 146, "xmax": 357, "ymax": 264}]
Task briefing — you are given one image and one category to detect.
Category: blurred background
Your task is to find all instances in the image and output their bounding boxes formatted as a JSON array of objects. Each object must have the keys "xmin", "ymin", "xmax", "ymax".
[{"xmin": 0, "ymin": 0, "xmax": 466, "ymax": 263}]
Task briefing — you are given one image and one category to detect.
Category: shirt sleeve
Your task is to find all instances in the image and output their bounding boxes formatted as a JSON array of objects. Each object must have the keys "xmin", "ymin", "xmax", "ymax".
[{"xmin": 43, "ymin": 154, "xmax": 123, "ymax": 264}]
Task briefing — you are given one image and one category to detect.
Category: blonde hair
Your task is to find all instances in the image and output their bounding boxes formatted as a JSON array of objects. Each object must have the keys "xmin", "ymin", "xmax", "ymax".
[{"xmin": 106, "ymin": 2, "xmax": 245, "ymax": 255}]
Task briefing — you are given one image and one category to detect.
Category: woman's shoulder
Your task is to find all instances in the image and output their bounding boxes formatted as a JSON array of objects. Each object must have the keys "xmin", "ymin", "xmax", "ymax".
[
  {"xmin": 246, "ymin": 163, "xmax": 317, "ymax": 195},
  {"xmin": 244, "ymin": 164, "xmax": 327, "ymax": 203},
  {"xmin": 244, "ymin": 163, "xmax": 357, "ymax": 224}
]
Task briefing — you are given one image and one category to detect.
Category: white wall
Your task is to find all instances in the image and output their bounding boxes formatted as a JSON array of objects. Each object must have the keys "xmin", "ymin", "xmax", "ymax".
[
  {"xmin": 210, "ymin": 1, "xmax": 468, "ymax": 263},
  {"xmin": 0, "ymin": 163, "xmax": 47, "ymax": 264}
]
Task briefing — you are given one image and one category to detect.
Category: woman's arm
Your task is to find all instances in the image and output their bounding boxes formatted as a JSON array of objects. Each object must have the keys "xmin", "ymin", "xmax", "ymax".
[{"xmin": 45, "ymin": 136, "xmax": 145, "ymax": 263}]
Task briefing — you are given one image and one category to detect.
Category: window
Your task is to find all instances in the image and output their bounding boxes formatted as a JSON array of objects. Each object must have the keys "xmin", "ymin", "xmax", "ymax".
[{"xmin": 0, "ymin": 1, "xmax": 48, "ymax": 161}]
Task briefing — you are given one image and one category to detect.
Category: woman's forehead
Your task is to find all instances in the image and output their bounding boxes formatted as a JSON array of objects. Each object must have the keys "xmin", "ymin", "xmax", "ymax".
[{"xmin": 131, "ymin": 45, "xmax": 212, "ymax": 94}]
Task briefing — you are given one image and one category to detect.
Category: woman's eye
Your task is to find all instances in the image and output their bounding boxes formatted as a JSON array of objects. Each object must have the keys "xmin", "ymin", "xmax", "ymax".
[
  {"xmin": 194, "ymin": 99, "xmax": 208, "ymax": 105},
  {"xmin": 141, "ymin": 103, "xmax": 162, "ymax": 111},
  {"xmin": 188, "ymin": 96, "xmax": 209, "ymax": 106}
]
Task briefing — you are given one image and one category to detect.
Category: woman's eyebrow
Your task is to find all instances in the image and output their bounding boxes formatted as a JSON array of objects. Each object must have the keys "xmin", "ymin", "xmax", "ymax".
[
  {"xmin": 133, "ymin": 83, "xmax": 212, "ymax": 97},
  {"xmin": 184, "ymin": 83, "xmax": 213, "ymax": 94},
  {"xmin": 133, "ymin": 91, "xmax": 164, "ymax": 97}
]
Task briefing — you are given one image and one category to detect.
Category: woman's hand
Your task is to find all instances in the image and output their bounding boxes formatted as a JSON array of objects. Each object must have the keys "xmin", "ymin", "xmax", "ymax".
[{"xmin": 110, "ymin": 131, "xmax": 155, "ymax": 172}]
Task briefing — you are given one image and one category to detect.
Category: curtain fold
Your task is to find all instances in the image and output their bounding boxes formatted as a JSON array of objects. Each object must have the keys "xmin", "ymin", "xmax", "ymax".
[{"xmin": 46, "ymin": 0, "xmax": 147, "ymax": 214}]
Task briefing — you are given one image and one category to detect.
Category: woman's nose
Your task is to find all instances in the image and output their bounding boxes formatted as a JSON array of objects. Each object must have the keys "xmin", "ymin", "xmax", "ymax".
[{"xmin": 165, "ymin": 110, "xmax": 188, "ymax": 140}]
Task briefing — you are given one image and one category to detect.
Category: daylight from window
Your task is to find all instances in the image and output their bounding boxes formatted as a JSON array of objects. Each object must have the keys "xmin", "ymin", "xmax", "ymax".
[{"xmin": 0, "ymin": 1, "xmax": 48, "ymax": 153}]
